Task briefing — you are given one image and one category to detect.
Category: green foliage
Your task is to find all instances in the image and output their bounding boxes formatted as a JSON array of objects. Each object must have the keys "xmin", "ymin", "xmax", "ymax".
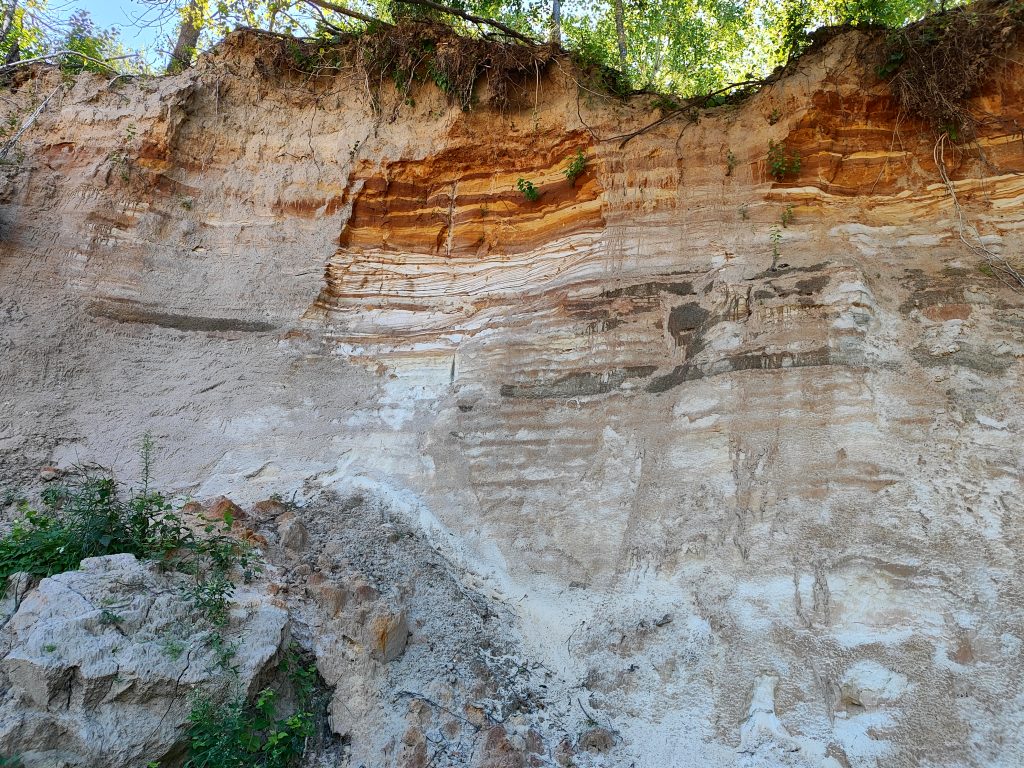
[
  {"xmin": 427, "ymin": 58, "xmax": 454, "ymax": 95},
  {"xmin": 161, "ymin": 634, "xmax": 187, "ymax": 661},
  {"xmin": 516, "ymin": 177, "xmax": 540, "ymax": 201},
  {"xmin": 99, "ymin": 609, "xmax": 123, "ymax": 626},
  {"xmin": 0, "ymin": 438, "xmax": 256, "ymax": 629},
  {"xmin": 209, "ymin": 632, "xmax": 240, "ymax": 674},
  {"xmin": 767, "ymin": 140, "xmax": 801, "ymax": 180},
  {"xmin": 563, "ymin": 149, "xmax": 587, "ymax": 185},
  {"xmin": 182, "ymin": 648, "xmax": 320, "ymax": 768},
  {"xmin": 60, "ymin": 11, "xmax": 117, "ymax": 74},
  {"xmin": 0, "ymin": 475, "xmax": 179, "ymax": 581},
  {"xmin": 0, "ymin": 0, "xmax": 971, "ymax": 106},
  {"xmin": 554, "ymin": 0, "xmax": 963, "ymax": 98},
  {"xmin": 876, "ymin": 47, "xmax": 907, "ymax": 79},
  {"xmin": 279, "ymin": 646, "xmax": 319, "ymax": 705},
  {"xmin": 187, "ymin": 570, "xmax": 235, "ymax": 628},
  {"xmin": 0, "ymin": 0, "xmax": 48, "ymax": 63},
  {"xmin": 183, "ymin": 690, "xmax": 312, "ymax": 768},
  {"xmin": 780, "ymin": 204, "xmax": 795, "ymax": 227},
  {"xmin": 650, "ymin": 93, "xmax": 684, "ymax": 112}
]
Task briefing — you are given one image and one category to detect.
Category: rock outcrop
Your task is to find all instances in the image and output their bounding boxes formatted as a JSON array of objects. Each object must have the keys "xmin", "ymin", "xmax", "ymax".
[
  {"xmin": 1, "ymin": 25, "xmax": 1023, "ymax": 767},
  {"xmin": 0, "ymin": 554, "xmax": 288, "ymax": 767}
]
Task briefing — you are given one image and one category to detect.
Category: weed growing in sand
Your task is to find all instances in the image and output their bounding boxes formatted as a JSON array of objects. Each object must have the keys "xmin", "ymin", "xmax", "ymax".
[
  {"xmin": 767, "ymin": 140, "xmax": 800, "ymax": 181},
  {"xmin": 0, "ymin": 435, "xmax": 256, "ymax": 628},
  {"xmin": 181, "ymin": 646, "xmax": 321, "ymax": 768},
  {"xmin": 516, "ymin": 177, "xmax": 540, "ymax": 202},
  {"xmin": 109, "ymin": 124, "xmax": 136, "ymax": 182},
  {"xmin": 564, "ymin": 149, "xmax": 587, "ymax": 186}
]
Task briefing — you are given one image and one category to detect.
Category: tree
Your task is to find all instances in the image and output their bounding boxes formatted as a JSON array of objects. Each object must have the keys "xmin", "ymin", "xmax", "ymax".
[
  {"xmin": 166, "ymin": 0, "xmax": 204, "ymax": 72},
  {"xmin": 0, "ymin": 0, "xmax": 967, "ymax": 96},
  {"xmin": 612, "ymin": 0, "xmax": 625, "ymax": 69},
  {"xmin": 0, "ymin": 0, "xmax": 19, "ymax": 64},
  {"xmin": 0, "ymin": 0, "xmax": 49, "ymax": 65}
]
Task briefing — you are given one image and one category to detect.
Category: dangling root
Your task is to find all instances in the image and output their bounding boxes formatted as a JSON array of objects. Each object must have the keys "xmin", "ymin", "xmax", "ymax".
[
  {"xmin": 885, "ymin": 0, "xmax": 1024, "ymax": 136},
  {"xmin": 933, "ymin": 133, "xmax": 1024, "ymax": 290}
]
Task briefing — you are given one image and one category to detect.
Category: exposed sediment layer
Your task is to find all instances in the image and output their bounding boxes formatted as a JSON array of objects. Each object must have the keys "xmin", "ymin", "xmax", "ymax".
[{"xmin": 1, "ymin": 27, "xmax": 1023, "ymax": 767}]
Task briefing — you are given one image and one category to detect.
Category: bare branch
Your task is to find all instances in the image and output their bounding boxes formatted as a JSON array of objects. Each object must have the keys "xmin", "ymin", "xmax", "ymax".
[
  {"xmin": 0, "ymin": 50, "xmax": 137, "ymax": 76},
  {"xmin": 300, "ymin": 0, "xmax": 384, "ymax": 27},
  {"xmin": 0, "ymin": 83, "xmax": 63, "ymax": 161}
]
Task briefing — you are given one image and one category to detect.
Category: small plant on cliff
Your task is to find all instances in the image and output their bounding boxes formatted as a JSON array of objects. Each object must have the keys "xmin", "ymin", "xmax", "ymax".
[
  {"xmin": 0, "ymin": 435, "xmax": 255, "ymax": 626},
  {"xmin": 181, "ymin": 646, "xmax": 322, "ymax": 768},
  {"xmin": 564, "ymin": 150, "xmax": 587, "ymax": 186},
  {"xmin": 516, "ymin": 178, "xmax": 540, "ymax": 202},
  {"xmin": 725, "ymin": 149, "xmax": 737, "ymax": 177},
  {"xmin": 769, "ymin": 224, "xmax": 783, "ymax": 271},
  {"xmin": 109, "ymin": 124, "xmax": 136, "ymax": 182},
  {"xmin": 766, "ymin": 140, "xmax": 800, "ymax": 181},
  {"xmin": 160, "ymin": 634, "xmax": 187, "ymax": 661},
  {"xmin": 187, "ymin": 570, "xmax": 235, "ymax": 628},
  {"xmin": 183, "ymin": 689, "xmax": 312, "ymax": 768}
]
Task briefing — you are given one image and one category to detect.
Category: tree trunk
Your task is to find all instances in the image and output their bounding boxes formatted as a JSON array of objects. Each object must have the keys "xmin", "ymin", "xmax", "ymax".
[
  {"xmin": 166, "ymin": 0, "xmax": 203, "ymax": 74},
  {"xmin": 1, "ymin": 0, "xmax": 19, "ymax": 66},
  {"xmin": 614, "ymin": 0, "xmax": 627, "ymax": 70},
  {"xmin": 549, "ymin": 0, "xmax": 561, "ymax": 45}
]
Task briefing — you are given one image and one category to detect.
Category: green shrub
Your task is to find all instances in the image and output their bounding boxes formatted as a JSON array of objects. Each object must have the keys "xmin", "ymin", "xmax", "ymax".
[
  {"xmin": 767, "ymin": 140, "xmax": 801, "ymax": 181},
  {"xmin": 564, "ymin": 149, "xmax": 587, "ymax": 186},
  {"xmin": 516, "ymin": 178, "xmax": 540, "ymax": 202},
  {"xmin": 0, "ymin": 441, "xmax": 256, "ymax": 626},
  {"xmin": 0, "ymin": 475, "xmax": 187, "ymax": 581},
  {"xmin": 187, "ymin": 571, "xmax": 235, "ymax": 628},
  {"xmin": 182, "ymin": 648, "xmax": 321, "ymax": 768},
  {"xmin": 183, "ymin": 690, "xmax": 313, "ymax": 768}
]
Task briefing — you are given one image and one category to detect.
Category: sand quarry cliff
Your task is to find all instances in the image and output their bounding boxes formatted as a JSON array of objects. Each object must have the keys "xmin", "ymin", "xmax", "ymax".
[{"xmin": 0, "ymin": 24, "xmax": 1023, "ymax": 768}]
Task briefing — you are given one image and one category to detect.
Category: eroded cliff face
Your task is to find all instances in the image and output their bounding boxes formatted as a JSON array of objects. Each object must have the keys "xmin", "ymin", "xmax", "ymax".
[{"xmin": 1, "ymin": 28, "xmax": 1023, "ymax": 767}]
